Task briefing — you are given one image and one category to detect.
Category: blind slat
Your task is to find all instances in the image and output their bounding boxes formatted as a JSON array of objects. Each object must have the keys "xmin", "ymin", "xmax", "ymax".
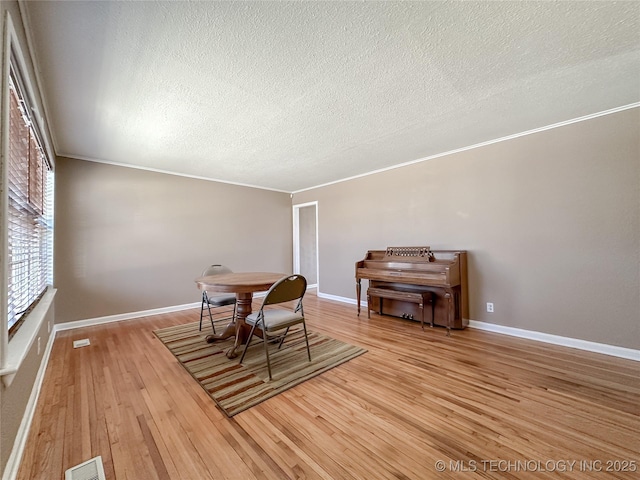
[{"xmin": 7, "ymin": 71, "xmax": 53, "ymax": 334}]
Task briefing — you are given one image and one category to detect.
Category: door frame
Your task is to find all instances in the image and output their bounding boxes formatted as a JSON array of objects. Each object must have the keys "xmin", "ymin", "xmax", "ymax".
[{"xmin": 292, "ymin": 201, "xmax": 319, "ymax": 289}]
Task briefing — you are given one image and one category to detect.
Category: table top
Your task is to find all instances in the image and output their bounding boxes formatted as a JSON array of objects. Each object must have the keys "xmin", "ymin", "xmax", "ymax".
[{"xmin": 195, "ymin": 272, "xmax": 286, "ymax": 294}]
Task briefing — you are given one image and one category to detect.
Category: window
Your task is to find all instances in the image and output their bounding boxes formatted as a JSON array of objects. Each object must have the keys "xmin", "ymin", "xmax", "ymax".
[{"xmin": 6, "ymin": 56, "xmax": 53, "ymax": 338}]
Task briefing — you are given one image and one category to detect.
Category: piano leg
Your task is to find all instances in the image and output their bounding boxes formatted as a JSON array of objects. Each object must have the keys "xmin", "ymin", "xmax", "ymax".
[
  {"xmin": 444, "ymin": 291, "xmax": 452, "ymax": 337},
  {"xmin": 356, "ymin": 279, "xmax": 361, "ymax": 316},
  {"xmin": 431, "ymin": 294, "xmax": 435, "ymax": 328}
]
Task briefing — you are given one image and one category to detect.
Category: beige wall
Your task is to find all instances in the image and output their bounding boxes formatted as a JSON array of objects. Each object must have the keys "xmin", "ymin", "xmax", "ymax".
[
  {"xmin": 54, "ymin": 157, "xmax": 293, "ymax": 323},
  {"xmin": 293, "ymin": 108, "xmax": 640, "ymax": 350}
]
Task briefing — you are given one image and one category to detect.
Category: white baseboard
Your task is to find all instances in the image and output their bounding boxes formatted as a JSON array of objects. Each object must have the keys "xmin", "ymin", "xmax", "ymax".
[
  {"xmin": 54, "ymin": 292, "xmax": 271, "ymax": 333},
  {"xmin": 317, "ymin": 291, "xmax": 358, "ymax": 305},
  {"xmin": 54, "ymin": 302, "xmax": 201, "ymax": 332},
  {"xmin": 2, "ymin": 324, "xmax": 56, "ymax": 480},
  {"xmin": 468, "ymin": 320, "xmax": 640, "ymax": 362}
]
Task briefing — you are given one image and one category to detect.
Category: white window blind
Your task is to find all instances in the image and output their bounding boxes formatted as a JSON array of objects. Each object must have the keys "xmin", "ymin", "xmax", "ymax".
[{"xmin": 7, "ymin": 66, "xmax": 53, "ymax": 337}]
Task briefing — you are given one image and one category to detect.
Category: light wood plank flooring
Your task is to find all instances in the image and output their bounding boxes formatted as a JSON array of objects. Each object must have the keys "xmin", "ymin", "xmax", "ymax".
[{"xmin": 17, "ymin": 292, "xmax": 640, "ymax": 479}]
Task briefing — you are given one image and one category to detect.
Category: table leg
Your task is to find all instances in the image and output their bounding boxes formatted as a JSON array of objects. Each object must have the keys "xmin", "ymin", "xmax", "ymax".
[
  {"xmin": 205, "ymin": 292, "xmax": 253, "ymax": 343},
  {"xmin": 225, "ymin": 293, "xmax": 253, "ymax": 359},
  {"xmin": 205, "ymin": 320, "xmax": 236, "ymax": 343}
]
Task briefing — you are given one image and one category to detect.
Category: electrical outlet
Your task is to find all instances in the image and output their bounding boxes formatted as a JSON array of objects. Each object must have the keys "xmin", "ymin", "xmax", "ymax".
[{"xmin": 486, "ymin": 302, "xmax": 494, "ymax": 313}]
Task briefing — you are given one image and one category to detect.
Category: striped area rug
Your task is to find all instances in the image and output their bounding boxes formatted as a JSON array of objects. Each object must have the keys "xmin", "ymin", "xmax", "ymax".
[{"xmin": 154, "ymin": 321, "xmax": 367, "ymax": 417}]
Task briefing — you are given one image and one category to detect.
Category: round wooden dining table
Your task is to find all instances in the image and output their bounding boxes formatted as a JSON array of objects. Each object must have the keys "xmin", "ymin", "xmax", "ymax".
[{"xmin": 195, "ymin": 272, "xmax": 286, "ymax": 358}]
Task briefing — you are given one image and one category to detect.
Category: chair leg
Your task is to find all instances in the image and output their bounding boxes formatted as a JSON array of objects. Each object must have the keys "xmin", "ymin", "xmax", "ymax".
[
  {"xmin": 199, "ymin": 294, "xmax": 206, "ymax": 331},
  {"xmin": 302, "ymin": 320, "xmax": 311, "ymax": 362},
  {"xmin": 277, "ymin": 327, "xmax": 291, "ymax": 349},
  {"xmin": 263, "ymin": 330, "xmax": 273, "ymax": 380},
  {"xmin": 241, "ymin": 317, "xmax": 273, "ymax": 380},
  {"xmin": 239, "ymin": 321, "xmax": 259, "ymax": 364},
  {"xmin": 207, "ymin": 303, "xmax": 216, "ymax": 334},
  {"xmin": 200, "ymin": 292, "xmax": 216, "ymax": 334}
]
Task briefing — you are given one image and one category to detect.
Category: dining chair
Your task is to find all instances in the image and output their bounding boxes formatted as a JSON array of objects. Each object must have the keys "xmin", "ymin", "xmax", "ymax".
[
  {"xmin": 239, "ymin": 274, "xmax": 310, "ymax": 380},
  {"xmin": 199, "ymin": 264, "xmax": 236, "ymax": 333}
]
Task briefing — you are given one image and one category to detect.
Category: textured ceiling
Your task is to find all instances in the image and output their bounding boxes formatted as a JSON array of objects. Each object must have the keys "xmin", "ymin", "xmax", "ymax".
[{"xmin": 22, "ymin": 1, "xmax": 640, "ymax": 192}]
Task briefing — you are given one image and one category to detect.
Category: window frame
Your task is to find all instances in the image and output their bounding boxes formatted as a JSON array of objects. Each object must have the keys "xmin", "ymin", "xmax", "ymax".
[
  {"xmin": 1, "ymin": 9, "xmax": 56, "ymax": 384},
  {"xmin": 6, "ymin": 58, "xmax": 54, "ymax": 338}
]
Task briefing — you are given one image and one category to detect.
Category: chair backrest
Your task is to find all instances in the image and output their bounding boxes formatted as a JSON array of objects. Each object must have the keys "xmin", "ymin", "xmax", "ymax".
[
  {"xmin": 263, "ymin": 275, "xmax": 307, "ymax": 306},
  {"xmin": 201, "ymin": 264, "xmax": 233, "ymax": 277}
]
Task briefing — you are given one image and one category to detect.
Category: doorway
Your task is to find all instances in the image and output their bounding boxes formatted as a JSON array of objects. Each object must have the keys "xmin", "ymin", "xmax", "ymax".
[{"xmin": 292, "ymin": 202, "xmax": 318, "ymax": 289}]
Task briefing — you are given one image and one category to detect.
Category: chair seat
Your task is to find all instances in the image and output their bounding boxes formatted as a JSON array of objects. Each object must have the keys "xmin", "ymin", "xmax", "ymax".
[
  {"xmin": 246, "ymin": 309, "xmax": 304, "ymax": 332},
  {"xmin": 206, "ymin": 294, "xmax": 236, "ymax": 306}
]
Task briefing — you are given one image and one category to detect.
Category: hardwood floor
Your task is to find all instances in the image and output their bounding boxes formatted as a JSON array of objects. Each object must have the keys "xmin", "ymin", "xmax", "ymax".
[{"xmin": 17, "ymin": 292, "xmax": 639, "ymax": 479}]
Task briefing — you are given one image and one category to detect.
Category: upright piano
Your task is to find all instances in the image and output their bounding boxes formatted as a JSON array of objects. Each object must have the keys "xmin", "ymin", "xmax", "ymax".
[{"xmin": 355, "ymin": 246, "xmax": 468, "ymax": 334}]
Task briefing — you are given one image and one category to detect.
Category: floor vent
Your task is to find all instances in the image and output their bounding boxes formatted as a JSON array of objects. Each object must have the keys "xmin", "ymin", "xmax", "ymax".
[
  {"xmin": 73, "ymin": 338, "xmax": 91, "ymax": 348},
  {"xmin": 65, "ymin": 456, "xmax": 106, "ymax": 480}
]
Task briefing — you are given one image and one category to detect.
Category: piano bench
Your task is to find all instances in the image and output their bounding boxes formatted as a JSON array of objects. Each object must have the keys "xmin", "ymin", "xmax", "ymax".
[{"xmin": 366, "ymin": 287, "xmax": 434, "ymax": 330}]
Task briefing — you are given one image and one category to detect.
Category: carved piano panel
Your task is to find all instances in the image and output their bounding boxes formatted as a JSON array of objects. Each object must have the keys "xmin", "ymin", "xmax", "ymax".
[{"xmin": 356, "ymin": 247, "xmax": 468, "ymax": 333}]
